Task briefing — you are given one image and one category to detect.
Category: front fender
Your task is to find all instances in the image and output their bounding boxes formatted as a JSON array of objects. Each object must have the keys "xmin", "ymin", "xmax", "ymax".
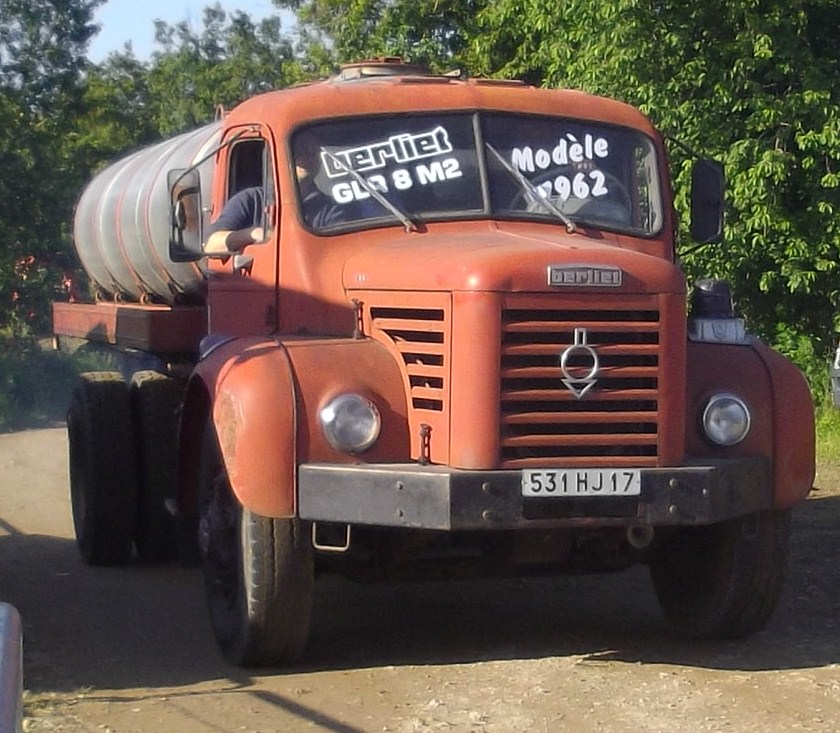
[
  {"xmin": 203, "ymin": 338, "xmax": 298, "ymax": 518},
  {"xmin": 686, "ymin": 339, "xmax": 814, "ymax": 508},
  {"xmin": 753, "ymin": 340, "xmax": 816, "ymax": 507},
  {"xmin": 185, "ymin": 336, "xmax": 410, "ymax": 519}
]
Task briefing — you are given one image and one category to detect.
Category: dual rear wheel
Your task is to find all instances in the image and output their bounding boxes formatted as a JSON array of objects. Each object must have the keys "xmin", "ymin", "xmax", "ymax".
[
  {"xmin": 67, "ymin": 371, "xmax": 315, "ymax": 666},
  {"xmin": 68, "ymin": 371, "xmax": 182, "ymax": 565}
]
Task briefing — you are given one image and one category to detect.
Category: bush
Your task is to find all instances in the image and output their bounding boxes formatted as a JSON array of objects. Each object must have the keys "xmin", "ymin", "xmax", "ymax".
[
  {"xmin": 0, "ymin": 335, "xmax": 110, "ymax": 432},
  {"xmin": 771, "ymin": 324, "xmax": 833, "ymax": 408}
]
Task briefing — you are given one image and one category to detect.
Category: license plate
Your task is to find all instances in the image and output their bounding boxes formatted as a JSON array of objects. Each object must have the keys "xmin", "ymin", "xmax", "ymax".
[{"xmin": 521, "ymin": 469, "xmax": 641, "ymax": 497}]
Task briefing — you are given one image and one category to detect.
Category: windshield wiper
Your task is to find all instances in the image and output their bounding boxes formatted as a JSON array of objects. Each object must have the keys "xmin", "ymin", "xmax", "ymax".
[
  {"xmin": 486, "ymin": 143, "xmax": 577, "ymax": 233},
  {"xmin": 320, "ymin": 150, "xmax": 420, "ymax": 233}
]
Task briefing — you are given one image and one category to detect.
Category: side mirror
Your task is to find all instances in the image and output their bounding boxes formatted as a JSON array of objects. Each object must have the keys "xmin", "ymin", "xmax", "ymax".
[
  {"xmin": 690, "ymin": 159, "xmax": 724, "ymax": 244},
  {"xmin": 168, "ymin": 168, "xmax": 204, "ymax": 262}
]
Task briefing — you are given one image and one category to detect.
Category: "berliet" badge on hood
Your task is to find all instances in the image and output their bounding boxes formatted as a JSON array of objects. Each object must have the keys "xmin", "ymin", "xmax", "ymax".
[{"xmin": 548, "ymin": 265, "xmax": 623, "ymax": 287}]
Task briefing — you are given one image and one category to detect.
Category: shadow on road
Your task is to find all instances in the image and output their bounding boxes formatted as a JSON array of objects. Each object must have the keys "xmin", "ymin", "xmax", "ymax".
[{"xmin": 1, "ymin": 490, "xmax": 838, "ymax": 694}]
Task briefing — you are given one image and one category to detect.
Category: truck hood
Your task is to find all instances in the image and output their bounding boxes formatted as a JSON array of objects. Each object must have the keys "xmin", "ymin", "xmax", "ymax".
[{"xmin": 342, "ymin": 223, "xmax": 685, "ymax": 295}]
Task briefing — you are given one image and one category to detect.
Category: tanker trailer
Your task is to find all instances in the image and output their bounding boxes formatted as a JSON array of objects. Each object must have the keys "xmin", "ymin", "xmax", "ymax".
[
  {"xmin": 72, "ymin": 121, "xmax": 220, "ymax": 305},
  {"xmin": 55, "ymin": 121, "xmax": 222, "ymax": 563}
]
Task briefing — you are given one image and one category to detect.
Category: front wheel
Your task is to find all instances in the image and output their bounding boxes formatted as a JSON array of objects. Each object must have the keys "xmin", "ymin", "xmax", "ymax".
[
  {"xmin": 650, "ymin": 509, "xmax": 790, "ymax": 639},
  {"xmin": 198, "ymin": 424, "xmax": 314, "ymax": 667}
]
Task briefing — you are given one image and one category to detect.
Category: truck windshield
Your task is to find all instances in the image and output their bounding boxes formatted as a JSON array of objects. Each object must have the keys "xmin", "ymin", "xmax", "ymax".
[{"xmin": 292, "ymin": 113, "xmax": 663, "ymax": 236}]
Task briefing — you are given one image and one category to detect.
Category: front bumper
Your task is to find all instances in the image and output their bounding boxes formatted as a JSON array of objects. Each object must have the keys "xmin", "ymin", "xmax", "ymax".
[{"xmin": 298, "ymin": 456, "xmax": 771, "ymax": 530}]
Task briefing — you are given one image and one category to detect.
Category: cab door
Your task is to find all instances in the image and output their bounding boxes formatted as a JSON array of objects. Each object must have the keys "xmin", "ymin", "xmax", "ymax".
[{"xmin": 206, "ymin": 126, "xmax": 280, "ymax": 336}]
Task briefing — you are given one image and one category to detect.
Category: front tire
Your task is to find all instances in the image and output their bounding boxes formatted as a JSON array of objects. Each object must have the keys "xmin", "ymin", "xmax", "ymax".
[
  {"xmin": 198, "ymin": 424, "xmax": 314, "ymax": 667},
  {"xmin": 68, "ymin": 372, "xmax": 138, "ymax": 565},
  {"xmin": 650, "ymin": 509, "xmax": 790, "ymax": 639}
]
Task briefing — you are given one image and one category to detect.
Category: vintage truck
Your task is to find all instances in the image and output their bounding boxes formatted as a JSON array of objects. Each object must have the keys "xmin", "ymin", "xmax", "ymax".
[{"xmin": 54, "ymin": 59, "xmax": 815, "ymax": 667}]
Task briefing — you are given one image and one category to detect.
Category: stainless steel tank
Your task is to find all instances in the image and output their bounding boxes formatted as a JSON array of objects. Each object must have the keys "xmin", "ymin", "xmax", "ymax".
[{"xmin": 73, "ymin": 121, "xmax": 222, "ymax": 304}]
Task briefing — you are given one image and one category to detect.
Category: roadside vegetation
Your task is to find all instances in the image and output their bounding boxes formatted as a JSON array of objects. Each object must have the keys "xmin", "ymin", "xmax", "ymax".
[
  {"xmin": 3, "ymin": 331, "xmax": 840, "ymax": 465},
  {"xmin": 0, "ymin": 1, "xmax": 837, "ymax": 446},
  {"xmin": 816, "ymin": 406, "xmax": 840, "ymax": 463},
  {"xmin": 0, "ymin": 334, "xmax": 95, "ymax": 432}
]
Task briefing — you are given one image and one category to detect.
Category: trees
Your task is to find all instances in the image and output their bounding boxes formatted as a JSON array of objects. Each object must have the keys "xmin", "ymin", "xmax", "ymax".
[
  {"xmin": 0, "ymin": 1, "xmax": 305, "ymax": 335},
  {"xmin": 275, "ymin": 0, "xmax": 479, "ymax": 71},
  {"xmin": 471, "ymin": 0, "xmax": 840, "ymax": 364},
  {"xmin": 148, "ymin": 6, "xmax": 304, "ymax": 136},
  {"xmin": 279, "ymin": 0, "xmax": 840, "ymax": 383},
  {"xmin": 0, "ymin": 0, "xmax": 103, "ymax": 334},
  {"xmin": 1, "ymin": 0, "xmax": 837, "ymax": 392}
]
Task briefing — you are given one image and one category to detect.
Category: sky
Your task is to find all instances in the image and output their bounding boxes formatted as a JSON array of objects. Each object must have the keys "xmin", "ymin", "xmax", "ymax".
[{"xmin": 86, "ymin": 0, "xmax": 289, "ymax": 62}]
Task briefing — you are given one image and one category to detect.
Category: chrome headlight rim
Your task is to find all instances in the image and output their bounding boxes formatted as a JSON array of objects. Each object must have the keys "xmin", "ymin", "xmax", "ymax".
[
  {"xmin": 702, "ymin": 392, "xmax": 751, "ymax": 447},
  {"xmin": 319, "ymin": 392, "xmax": 381, "ymax": 454}
]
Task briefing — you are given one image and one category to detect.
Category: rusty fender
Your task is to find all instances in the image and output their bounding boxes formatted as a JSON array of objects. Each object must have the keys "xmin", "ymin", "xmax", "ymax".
[
  {"xmin": 686, "ymin": 339, "xmax": 815, "ymax": 509},
  {"xmin": 188, "ymin": 336, "xmax": 409, "ymax": 518}
]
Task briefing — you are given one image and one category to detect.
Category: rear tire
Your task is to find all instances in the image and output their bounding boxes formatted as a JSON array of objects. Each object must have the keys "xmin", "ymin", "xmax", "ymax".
[
  {"xmin": 650, "ymin": 509, "xmax": 790, "ymax": 639},
  {"xmin": 198, "ymin": 423, "xmax": 314, "ymax": 666},
  {"xmin": 68, "ymin": 372, "xmax": 138, "ymax": 565},
  {"xmin": 130, "ymin": 370, "xmax": 183, "ymax": 562}
]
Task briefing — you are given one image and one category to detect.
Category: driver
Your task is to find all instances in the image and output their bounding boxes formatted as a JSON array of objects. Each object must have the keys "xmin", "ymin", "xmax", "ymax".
[
  {"xmin": 204, "ymin": 187, "xmax": 264, "ymax": 254},
  {"xmin": 294, "ymin": 133, "xmax": 346, "ymax": 229}
]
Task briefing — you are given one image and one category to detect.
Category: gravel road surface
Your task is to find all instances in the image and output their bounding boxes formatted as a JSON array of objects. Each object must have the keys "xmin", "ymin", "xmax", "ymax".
[{"xmin": 0, "ymin": 428, "xmax": 838, "ymax": 732}]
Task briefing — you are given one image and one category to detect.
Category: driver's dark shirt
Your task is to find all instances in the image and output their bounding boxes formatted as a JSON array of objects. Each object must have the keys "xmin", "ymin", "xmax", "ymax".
[{"xmin": 208, "ymin": 187, "xmax": 263, "ymax": 234}]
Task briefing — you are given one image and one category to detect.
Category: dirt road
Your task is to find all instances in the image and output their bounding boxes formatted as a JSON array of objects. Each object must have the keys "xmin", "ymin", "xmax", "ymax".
[{"xmin": 1, "ymin": 427, "xmax": 838, "ymax": 732}]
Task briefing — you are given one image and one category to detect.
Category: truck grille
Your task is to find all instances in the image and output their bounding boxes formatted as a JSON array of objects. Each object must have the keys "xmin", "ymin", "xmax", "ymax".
[
  {"xmin": 500, "ymin": 297, "xmax": 661, "ymax": 468},
  {"xmin": 370, "ymin": 305, "xmax": 447, "ymax": 412}
]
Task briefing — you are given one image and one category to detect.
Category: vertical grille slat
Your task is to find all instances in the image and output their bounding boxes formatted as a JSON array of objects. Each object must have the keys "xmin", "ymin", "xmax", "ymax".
[{"xmin": 501, "ymin": 298, "xmax": 661, "ymax": 467}]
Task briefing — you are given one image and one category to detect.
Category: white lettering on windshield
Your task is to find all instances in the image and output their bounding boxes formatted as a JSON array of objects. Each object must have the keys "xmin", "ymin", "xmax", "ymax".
[
  {"xmin": 511, "ymin": 132, "xmax": 610, "ymax": 173},
  {"xmin": 323, "ymin": 126, "xmax": 453, "ymax": 179},
  {"xmin": 330, "ymin": 157, "xmax": 463, "ymax": 203}
]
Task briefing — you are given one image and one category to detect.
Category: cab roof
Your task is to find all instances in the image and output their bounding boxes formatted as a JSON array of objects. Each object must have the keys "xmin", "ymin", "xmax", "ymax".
[{"xmin": 222, "ymin": 60, "xmax": 660, "ymax": 140}]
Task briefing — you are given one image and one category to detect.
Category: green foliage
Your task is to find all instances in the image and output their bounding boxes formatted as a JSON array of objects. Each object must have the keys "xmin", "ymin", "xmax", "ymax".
[
  {"xmin": 772, "ymin": 322, "xmax": 832, "ymax": 404},
  {"xmin": 149, "ymin": 5, "xmax": 305, "ymax": 135},
  {"xmin": 0, "ymin": 336, "xmax": 94, "ymax": 432},
  {"xmin": 274, "ymin": 0, "xmax": 479, "ymax": 71},
  {"xmin": 0, "ymin": 0, "xmax": 103, "ymax": 336},
  {"xmin": 71, "ymin": 53, "xmax": 159, "ymax": 166},
  {"xmin": 473, "ymin": 0, "xmax": 840, "ymax": 361},
  {"xmin": 0, "ymin": 1, "xmax": 305, "ymax": 338},
  {"xmin": 816, "ymin": 405, "xmax": 840, "ymax": 463}
]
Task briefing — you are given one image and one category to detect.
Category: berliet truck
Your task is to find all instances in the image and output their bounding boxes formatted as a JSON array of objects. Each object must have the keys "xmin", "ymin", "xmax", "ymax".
[{"xmin": 54, "ymin": 59, "xmax": 815, "ymax": 666}]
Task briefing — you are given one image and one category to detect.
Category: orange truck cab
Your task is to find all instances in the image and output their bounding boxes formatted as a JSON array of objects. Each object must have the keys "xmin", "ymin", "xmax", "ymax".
[{"xmin": 54, "ymin": 60, "xmax": 815, "ymax": 667}]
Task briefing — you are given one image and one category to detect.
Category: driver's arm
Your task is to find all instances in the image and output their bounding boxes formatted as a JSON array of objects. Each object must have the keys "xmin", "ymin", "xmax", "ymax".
[
  {"xmin": 204, "ymin": 187, "xmax": 264, "ymax": 254},
  {"xmin": 204, "ymin": 226, "xmax": 264, "ymax": 254}
]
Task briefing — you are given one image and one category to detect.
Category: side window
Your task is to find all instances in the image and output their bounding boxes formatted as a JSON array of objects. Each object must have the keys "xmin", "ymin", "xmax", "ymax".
[
  {"xmin": 225, "ymin": 138, "xmax": 275, "ymax": 239},
  {"xmin": 229, "ymin": 139, "xmax": 266, "ymax": 193}
]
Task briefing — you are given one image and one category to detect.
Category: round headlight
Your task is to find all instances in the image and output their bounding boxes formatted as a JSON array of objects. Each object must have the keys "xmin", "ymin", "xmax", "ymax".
[
  {"xmin": 319, "ymin": 393, "xmax": 381, "ymax": 454},
  {"xmin": 702, "ymin": 393, "xmax": 751, "ymax": 446}
]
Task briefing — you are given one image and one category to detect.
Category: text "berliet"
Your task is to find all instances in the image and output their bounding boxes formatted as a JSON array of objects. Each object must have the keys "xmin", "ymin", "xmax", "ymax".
[{"xmin": 549, "ymin": 265, "xmax": 623, "ymax": 287}]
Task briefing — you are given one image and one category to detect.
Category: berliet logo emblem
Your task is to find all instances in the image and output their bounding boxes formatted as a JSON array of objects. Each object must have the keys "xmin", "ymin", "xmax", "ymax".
[
  {"xmin": 549, "ymin": 265, "xmax": 623, "ymax": 287},
  {"xmin": 560, "ymin": 328, "xmax": 600, "ymax": 399}
]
